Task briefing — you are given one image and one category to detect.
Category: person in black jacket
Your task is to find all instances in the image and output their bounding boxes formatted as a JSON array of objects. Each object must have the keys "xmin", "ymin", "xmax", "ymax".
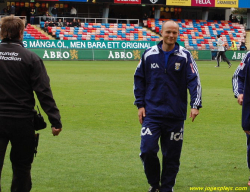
[
  {"xmin": 0, "ymin": 16, "xmax": 62, "ymax": 192},
  {"xmin": 51, "ymin": 5, "xmax": 57, "ymax": 22},
  {"xmin": 30, "ymin": 8, "xmax": 35, "ymax": 24},
  {"xmin": 9, "ymin": 4, "xmax": 15, "ymax": 16},
  {"xmin": 240, "ymin": 42, "xmax": 247, "ymax": 51}
]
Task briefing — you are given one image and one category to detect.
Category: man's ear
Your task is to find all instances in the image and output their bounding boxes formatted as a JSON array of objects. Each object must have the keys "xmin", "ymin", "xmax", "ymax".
[{"xmin": 19, "ymin": 30, "xmax": 23, "ymax": 40}]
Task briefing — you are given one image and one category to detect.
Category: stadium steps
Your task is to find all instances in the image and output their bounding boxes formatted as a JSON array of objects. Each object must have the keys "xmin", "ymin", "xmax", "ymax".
[
  {"xmin": 146, "ymin": 27, "xmax": 161, "ymax": 37},
  {"xmin": 32, "ymin": 25, "xmax": 55, "ymax": 40}
]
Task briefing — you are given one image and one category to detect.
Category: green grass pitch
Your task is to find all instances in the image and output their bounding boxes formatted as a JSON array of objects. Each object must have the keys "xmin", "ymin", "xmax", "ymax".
[{"xmin": 1, "ymin": 60, "xmax": 249, "ymax": 191}]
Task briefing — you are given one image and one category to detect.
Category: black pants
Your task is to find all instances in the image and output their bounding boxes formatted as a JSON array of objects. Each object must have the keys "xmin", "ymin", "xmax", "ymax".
[
  {"xmin": 0, "ymin": 117, "xmax": 35, "ymax": 192},
  {"xmin": 216, "ymin": 51, "xmax": 230, "ymax": 66}
]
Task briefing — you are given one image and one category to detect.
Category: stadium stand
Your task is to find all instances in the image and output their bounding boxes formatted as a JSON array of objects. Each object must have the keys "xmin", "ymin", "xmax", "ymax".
[
  {"xmin": 24, "ymin": 23, "xmax": 51, "ymax": 40},
  {"xmin": 144, "ymin": 18, "xmax": 246, "ymax": 50},
  {"xmin": 40, "ymin": 21, "xmax": 161, "ymax": 41},
  {"xmin": 38, "ymin": 19, "xmax": 247, "ymax": 51}
]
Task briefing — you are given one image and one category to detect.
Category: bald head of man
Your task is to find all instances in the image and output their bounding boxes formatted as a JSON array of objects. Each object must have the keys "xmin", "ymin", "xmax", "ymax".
[{"xmin": 160, "ymin": 20, "xmax": 179, "ymax": 51}]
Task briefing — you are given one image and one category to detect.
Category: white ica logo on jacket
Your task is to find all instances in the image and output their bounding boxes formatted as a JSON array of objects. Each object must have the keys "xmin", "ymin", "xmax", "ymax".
[{"xmin": 151, "ymin": 63, "xmax": 159, "ymax": 68}]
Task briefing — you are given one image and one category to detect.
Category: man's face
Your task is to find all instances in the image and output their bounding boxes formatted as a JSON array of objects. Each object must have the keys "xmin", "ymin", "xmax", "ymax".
[{"xmin": 161, "ymin": 21, "xmax": 179, "ymax": 46}]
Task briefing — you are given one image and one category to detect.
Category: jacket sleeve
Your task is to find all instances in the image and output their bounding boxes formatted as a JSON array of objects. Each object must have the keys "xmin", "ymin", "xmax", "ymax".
[
  {"xmin": 186, "ymin": 52, "xmax": 202, "ymax": 109},
  {"xmin": 134, "ymin": 55, "xmax": 146, "ymax": 109},
  {"xmin": 232, "ymin": 53, "xmax": 250, "ymax": 98},
  {"xmin": 31, "ymin": 56, "xmax": 62, "ymax": 128}
]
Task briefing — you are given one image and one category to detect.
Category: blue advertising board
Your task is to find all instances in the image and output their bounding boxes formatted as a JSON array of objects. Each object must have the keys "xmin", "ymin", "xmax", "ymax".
[{"xmin": 239, "ymin": 0, "xmax": 250, "ymax": 8}]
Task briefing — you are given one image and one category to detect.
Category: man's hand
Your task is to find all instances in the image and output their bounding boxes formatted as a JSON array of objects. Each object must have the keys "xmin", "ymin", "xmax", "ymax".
[
  {"xmin": 189, "ymin": 108, "xmax": 199, "ymax": 122},
  {"xmin": 244, "ymin": 130, "xmax": 250, "ymax": 135},
  {"xmin": 138, "ymin": 107, "xmax": 146, "ymax": 124},
  {"xmin": 238, "ymin": 94, "xmax": 243, "ymax": 105},
  {"xmin": 52, "ymin": 127, "xmax": 62, "ymax": 136}
]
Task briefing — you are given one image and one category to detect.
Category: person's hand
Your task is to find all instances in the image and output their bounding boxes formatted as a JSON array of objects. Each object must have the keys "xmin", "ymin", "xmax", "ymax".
[
  {"xmin": 238, "ymin": 94, "xmax": 243, "ymax": 105},
  {"xmin": 189, "ymin": 108, "xmax": 199, "ymax": 122},
  {"xmin": 138, "ymin": 107, "xmax": 145, "ymax": 124},
  {"xmin": 52, "ymin": 127, "xmax": 61, "ymax": 136},
  {"xmin": 244, "ymin": 130, "xmax": 250, "ymax": 135}
]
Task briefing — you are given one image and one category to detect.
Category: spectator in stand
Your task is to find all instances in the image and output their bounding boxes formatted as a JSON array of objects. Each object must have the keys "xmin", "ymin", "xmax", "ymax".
[
  {"xmin": 231, "ymin": 40, "xmax": 238, "ymax": 50},
  {"xmin": 51, "ymin": 5, "xmax": 57, "ymax": 22},
  {"xmin": 77, "ymin": 19, "xmax": 81, "ymax": 27},
  {"xmin": 70, "ymin": 6, "xmax": 77, "ymax": 17},
  {"xmin": 1, "ymin": 8, "xmax": 8, "ymax": 15},
  {"xmin": 72, "ymin": 18, "xmax": 78, "ymax": 27},
  {"xmin": 42, "ymin": 11, "xmax": 51, "ymax": 21},
  {"xmin": 68, "ymin": 21, "xmax": 73, "ymax": 27},
  {"xmin": 232, "ymin": 16, "xmax": 238, "ymax": 23},
  {"xmin": 63, "ymin": 19, "xmax": 68, "ymax": 27},
  {"xmin": 240, "ymin": 42, "xmax": 247, "ymax": 51},
  {"xmin": 44, "ymin": 21, "xmax": 51, "ymax": 32},
  {"xmin": 9, "ymin": 3, "xmax": 15, "ymax": 16},
  {"xmin": 224, "ymin": 44, "xmax": 229, "ymax": 51},
  {"xmin": 229, "ymin": 14, "xmax": 233, "ymax": 22},
  {"xmin": 240, "ymin": 16, "xmax": 244, "ymax": 25},
  {"xmin": 57, "ymin": 19, "xmax": 63, "ymax": 27},
  {"xmin": 30, "ymin": 8, "xmax": 35, "ymax": 25},
  {"xmin": 143, "ymin": 13, "xmax": 148, "ymax": 20},
  {"xmin": 48, "ymin": 20, "xmax": 56, "ymax": 27}
]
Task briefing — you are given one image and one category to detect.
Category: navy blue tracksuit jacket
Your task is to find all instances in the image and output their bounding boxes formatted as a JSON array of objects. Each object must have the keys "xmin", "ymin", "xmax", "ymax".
[
  {"xmin": 233, "ymin": 51, "xmax": 250, "ymax": 131},
  {"xmin": 232, "ymin": 51, "xmax": 250, "ymax": 169},
  {"xmin": 232, "ymin": 51, "xmax": 250, "ymax": 131},
  {"xmin": 134, "ymin": 41, "xmax": 202, "ymax": 120}
]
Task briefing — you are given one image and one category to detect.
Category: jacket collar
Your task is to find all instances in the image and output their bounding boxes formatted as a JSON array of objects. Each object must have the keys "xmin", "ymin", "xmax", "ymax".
[
  {"xmin": 157, "ymin": 40, "xmax": 180, "ymax": 54},
  {"xmin": 1, "ymin": 38, "xmax": 24, "ymax": 47}
]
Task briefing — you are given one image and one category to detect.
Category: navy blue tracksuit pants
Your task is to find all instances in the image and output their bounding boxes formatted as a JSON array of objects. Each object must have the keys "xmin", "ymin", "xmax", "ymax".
[
  {"xmin": 247, "ymin": 134, "xmax": 250, "ymax": 169},
  {"xmin": 140, "ymin": 117, "xmax": 184, "ymax": 192}
]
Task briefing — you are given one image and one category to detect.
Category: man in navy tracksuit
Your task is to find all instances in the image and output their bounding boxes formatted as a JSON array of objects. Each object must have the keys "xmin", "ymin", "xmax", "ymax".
[
  {"xmin": 134, "ymin": 20, "xmax": 202, "ymax": 192},
  {"xmin": 232, "ymin": 51, "xmax": 250, "ymax": 186}
]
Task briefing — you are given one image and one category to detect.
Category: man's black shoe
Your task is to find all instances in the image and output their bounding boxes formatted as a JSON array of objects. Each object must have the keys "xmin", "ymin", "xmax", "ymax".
[{"xmin": 148, "ymin": 186, "xmax": 160, "ymax": 192}]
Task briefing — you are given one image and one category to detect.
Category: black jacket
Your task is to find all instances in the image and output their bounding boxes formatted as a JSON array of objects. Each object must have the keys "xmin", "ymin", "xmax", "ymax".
[
  {"xmin": 0, "ymin": 38, "xmax": 62, "ymax": 128},
  {"xmin": 51, "ymin": 8, "xmax": 57, "ymax": 15},
  {"xmin": 10, "ymin": 5, "xmax": 15, "ymax": 15}
]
